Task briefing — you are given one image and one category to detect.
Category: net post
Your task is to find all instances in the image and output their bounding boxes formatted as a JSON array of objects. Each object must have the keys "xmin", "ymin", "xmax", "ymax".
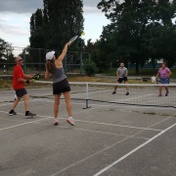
[{"xmin": 83, "ymin": 82, "xmax": 91, "ymax": 109}]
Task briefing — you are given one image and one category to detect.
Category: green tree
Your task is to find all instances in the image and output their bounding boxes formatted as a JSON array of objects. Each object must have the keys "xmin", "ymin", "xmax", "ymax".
[
  {"xmin": 30, "ymin": 0, "xmax": 84, "ymax": 50},
  {"xmin": 97, "ymin": 0, "xmax": 176, "ymax": 74},
  {"xmin": 0, "ymin": 38, "xmax": 14, "ymax": 63}
]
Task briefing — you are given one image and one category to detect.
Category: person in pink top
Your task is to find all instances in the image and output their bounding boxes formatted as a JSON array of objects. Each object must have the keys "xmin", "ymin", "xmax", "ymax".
[{"xmin": 156, "ymin": 62, "xmax": 172, "ymax": 96}]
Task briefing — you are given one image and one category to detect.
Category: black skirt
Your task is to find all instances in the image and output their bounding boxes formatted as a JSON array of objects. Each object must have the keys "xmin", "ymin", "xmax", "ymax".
[{"xmin": 53, "ymin": 79, "xmax": 71, "ymax": 95}]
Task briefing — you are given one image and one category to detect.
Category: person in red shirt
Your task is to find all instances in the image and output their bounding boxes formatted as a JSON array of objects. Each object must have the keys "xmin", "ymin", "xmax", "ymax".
[{"xmin": 9, "ymin": 56, "xmax": 36, "ymax": 118}]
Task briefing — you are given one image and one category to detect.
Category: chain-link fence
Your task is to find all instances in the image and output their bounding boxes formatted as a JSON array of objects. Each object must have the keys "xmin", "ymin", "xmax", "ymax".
[{"xmin": 0, "ymin": 47, "xmax": 94, "ymax": 76}]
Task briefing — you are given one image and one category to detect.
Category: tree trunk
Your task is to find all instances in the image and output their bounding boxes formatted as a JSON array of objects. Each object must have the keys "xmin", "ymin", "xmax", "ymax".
[
  {"xmin": 152, "ymin": 58, "xmax": 156, "ymax": 69},
  {"xmin": 135, "ymin": 62, "xmax": 139, "ymax": 75}
]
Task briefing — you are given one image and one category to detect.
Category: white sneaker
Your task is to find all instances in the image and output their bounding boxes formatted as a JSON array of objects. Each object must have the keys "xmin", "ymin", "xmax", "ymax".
[{"xmin": 66, "ymin": 117, "xmax": 75, "ymax": 126}]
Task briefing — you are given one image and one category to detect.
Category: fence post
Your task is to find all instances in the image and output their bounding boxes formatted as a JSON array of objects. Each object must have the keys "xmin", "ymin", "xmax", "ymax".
[
  {"xmin": 39, "ymin": 48, "xmax": 41, "ymax": 74},
  {"xmin": 83, "ymin": 82, "xmax": 91, "ymax": 109},
  {"xmin": 3, "ymin": 65, "xmax": 6, "ymax": 74},
  {"xmin": 80, "ymin": 52, "xmax": 83, "ymax": 75}
]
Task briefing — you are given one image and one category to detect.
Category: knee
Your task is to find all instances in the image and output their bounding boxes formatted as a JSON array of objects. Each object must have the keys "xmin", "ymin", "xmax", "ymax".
[
  {"xmin": 24, "ymin": 94, "xmax": 29, "ymax": 100},
  {"xmin": 55, "ymin": 99, "xmax": 60, "ymax": 106}
]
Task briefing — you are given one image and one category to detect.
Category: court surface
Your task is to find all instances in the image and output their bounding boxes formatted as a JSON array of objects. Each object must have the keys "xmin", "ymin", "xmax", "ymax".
[{"xmin": 0, "ymin": 87, "xmax": 176, "ymax": 176}]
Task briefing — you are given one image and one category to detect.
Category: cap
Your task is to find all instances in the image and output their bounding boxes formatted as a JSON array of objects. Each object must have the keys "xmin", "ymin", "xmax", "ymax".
[{"xmin": 46, "ymin": 51, "xmax": 55, "ymax": 61}]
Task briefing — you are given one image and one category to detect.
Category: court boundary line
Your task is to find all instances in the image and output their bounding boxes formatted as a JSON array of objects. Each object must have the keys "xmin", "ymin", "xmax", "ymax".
[
  {"xmin": 93, "ymin": 122, "xmax": 176, "ymax": 176},
  {"xmin": 48, "ymin": 115, "xmax": 175, "ymax": 176},
  {"xmin": 0, "ymin": 110, "xmax": 161, "ymax": 133},
  {"xmin": 50, "ymin": 134, "xmax": 141, "ymax": 176},
  {"xmin": 0, "ymin": 104, "xmax": 174, "ymax": 175},
  {"xmin": 73, "ymin": 127, "xmax": 150, "ymax": 140},
  {"xmin": 72, "ymin": 119, "xmax": 162, "ymax": 132},
  {"xmin": 117, "ymin": 93, "xmax": 154, "ymax": 102}
]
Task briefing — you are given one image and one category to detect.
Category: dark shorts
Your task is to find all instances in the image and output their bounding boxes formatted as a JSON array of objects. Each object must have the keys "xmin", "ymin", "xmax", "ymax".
[
  {"xmin": 15, "ymin": 88, "xmax": 28, "ymax": 97},
  {"xmin": 117, "ymin": 77, "xmax": 128, "ymax": 83},
  {"xmin": 53, "ymin": 79, "xmax": 71, "ymax": 95},
  {"xmin": 160, "ymin": 77, "xmax": 170, "ymax": 84}
]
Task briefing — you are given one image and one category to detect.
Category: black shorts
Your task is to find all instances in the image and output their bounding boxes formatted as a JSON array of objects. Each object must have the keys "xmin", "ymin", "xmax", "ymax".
[
  {"xmin": 53, "ymin": 79, "xmax": 71, "ymax": 95},
  {"xmin": 117, "ymin": 77, "xmax": 128, "ymax": 83},
  {"xmin": 15, "ymin": 88, "xmax": 28, "ymax": 97}
]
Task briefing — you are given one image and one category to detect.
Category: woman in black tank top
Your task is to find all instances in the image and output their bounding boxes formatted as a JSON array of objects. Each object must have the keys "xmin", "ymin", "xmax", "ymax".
[{"xmin": 44, "ymin": 42, "xmax": 75, "ymax": 126}]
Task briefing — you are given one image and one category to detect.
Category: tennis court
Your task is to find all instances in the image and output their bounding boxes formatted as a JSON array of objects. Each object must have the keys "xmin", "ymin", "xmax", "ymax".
[{"xmin": 0, "ymin": 84, "xmax": 176, "ymax": 176}]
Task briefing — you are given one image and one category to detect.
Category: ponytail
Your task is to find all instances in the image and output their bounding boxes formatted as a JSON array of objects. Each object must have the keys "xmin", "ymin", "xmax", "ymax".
[{"xmin": 46, "ymin": 59, "xmax": 55, "ymax": 74}]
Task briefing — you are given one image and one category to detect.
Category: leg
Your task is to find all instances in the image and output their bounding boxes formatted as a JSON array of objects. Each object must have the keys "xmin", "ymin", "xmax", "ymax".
[
  {"xmin": 63, "ymin": 92, "xmax": 72, "ymax": 117},
  {"xmin": 165, "ymin": 86, "xmax": 169, "ymax": 96},
  {"xmin": 23, "ymin": 94, "xmax": 29, "ymax": 111},
  {"xmin": 112, "ymin": 80, "xmax": 120, "ymax": 94},
  {"xmin": 12, "ymin": 97, "xmax": 21, "ymax": 110},
  {"xmin": 112, "ymin": 84, "xmax": 118, "ymax": 93},
  {"xmin": 9, "ymin": 96, "xmax": 21, "ymax": 115},
  {"xmin": 63, "ymin": 91, "xmax": 75, "ymax": 126},
  {"xmin": 54, "ymin": 94, "xmax": 61, "ymax": 118},
  {"xmin": 159, "ymin": 86, "xmax": 162, "ymax": 96},
  {"xmin": 53, "ymin": 94, "xmax": 61, "ymax": 125},
  {"xmin": 125, "ymin": 81, "xmax": 129, "ymax": 95}
]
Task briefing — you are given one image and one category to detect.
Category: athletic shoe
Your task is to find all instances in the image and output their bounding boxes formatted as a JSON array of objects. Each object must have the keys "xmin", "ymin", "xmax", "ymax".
[
  {"xmin": 9, "ymin": 110, "xmax": 17, "ymax": 116},
  {"xmin": 54, "ymin": 121, "xmax": 59, "ymax": 126},
  {"xmin": 165, "ymin": 92, "xmax": 169, "ymax": 96},
  {"xmin": 126, "ymin": 92, "xmax": 129, "ymax": 96},
  {"xmin": 67, "ymin": 117, "xmax": 75, "ymax": 126},
  {"xmin": 158, "ymin": 94, "xmax": 162, "ymax": 97},
  {"xmin": 112, "ymin": 91, "xmax": 116, "ymax": 94},
  {"xmin": 25, "ymin": 111, "xmax": 36, "ymax": 119}
]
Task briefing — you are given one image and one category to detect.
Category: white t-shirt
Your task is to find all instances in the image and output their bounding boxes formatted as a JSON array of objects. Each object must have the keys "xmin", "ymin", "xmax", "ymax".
[{"xmin": 117, "ymin": 67, "xmax": 128, "ymax": 78}]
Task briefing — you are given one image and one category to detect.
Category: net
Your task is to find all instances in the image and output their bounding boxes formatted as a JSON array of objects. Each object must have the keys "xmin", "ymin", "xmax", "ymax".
[{"xmin": 33, "ymin": 81, "xmax": 176, "ymax": 109}]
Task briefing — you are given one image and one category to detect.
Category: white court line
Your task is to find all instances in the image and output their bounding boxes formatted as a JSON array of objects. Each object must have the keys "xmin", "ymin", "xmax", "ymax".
[
  {"xmin": 0, "ymin": 111, "xmax": 57, "ymax": 132},
  {"xmin": 0, "ymin": 102, "xmax": 13, "ymax": 106},
  {"xmin": 74, "ymin": 127, "xmax": 150, "ymax": 140},
  {"xmin": 0, "ymin": 105, "xmax": 101, "ymax": 132},
  {"xmin": 117, "ymin": 93, "xmax": 154, "ymax": 102},
  {"xmin": 0, "ymin": 103, "xmax": 162, "ymax": 132},
  {"xmin": 50, "ymin": 116, "xmax": 175, "ymax": 176},
  {"xmin": 71, "ymin": 119, "xmax": 162, "ymax": 132},
  {"xmin": 50, "ymin": 135, "xmax": 136, "ymax": 176},
  {"xmin": 93, "ymin": 122, "xmax": 176, "ymax": 176}
]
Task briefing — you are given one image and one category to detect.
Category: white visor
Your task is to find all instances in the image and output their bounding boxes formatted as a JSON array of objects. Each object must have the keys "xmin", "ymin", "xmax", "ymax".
[{"xmin": 46, "ymin": 51, "xmax": 55, "ymax": 61}]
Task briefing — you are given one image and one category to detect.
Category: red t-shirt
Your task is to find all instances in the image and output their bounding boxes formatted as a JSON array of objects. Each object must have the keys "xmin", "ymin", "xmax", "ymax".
[{"xmin": 12, "ymin": 65, "xmax": 25, "ymax": 90}]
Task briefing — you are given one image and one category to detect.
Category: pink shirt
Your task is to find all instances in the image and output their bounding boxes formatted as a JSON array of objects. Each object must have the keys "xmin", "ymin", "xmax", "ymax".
[{"xmin": 158, "ymin": 67, "xmax": 170, "ymax": 78}]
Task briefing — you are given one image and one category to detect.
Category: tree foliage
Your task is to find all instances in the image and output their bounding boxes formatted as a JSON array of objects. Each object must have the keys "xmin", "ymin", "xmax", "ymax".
[
  {"xmin": 0, "ymin": 38, "xmax": 14, "ymax": 63},
  {"xmin": 95, "ymin": 0, "xmax": 176, "ymax": 74},
  {"xmin": 30, "ymin": 0, "xmax": 84, "ymax": 50}
]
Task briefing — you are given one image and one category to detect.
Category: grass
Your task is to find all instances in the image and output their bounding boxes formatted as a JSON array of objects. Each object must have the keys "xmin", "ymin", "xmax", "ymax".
[
  {"xmin": 1, "ymin": 67, "xmax": 176, "ymax": 90},
  {"xmin": 106, "ymin": 68, "xmax": 176, "ymax": 78},
  {"xmin": 0, "ymin": 79, "xmax": 12, "ymax": 90}
]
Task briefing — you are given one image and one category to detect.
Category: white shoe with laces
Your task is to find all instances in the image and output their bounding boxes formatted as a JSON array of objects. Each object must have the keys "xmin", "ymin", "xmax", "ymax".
[{"xmin": 66, "ymin": 117, "xmax": 75, "ymax": 126}]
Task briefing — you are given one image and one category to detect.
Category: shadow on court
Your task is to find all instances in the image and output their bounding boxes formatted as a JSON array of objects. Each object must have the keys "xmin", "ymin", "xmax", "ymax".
[{"xmin": 0, "ymin": 91, "xmax": 176, "ymax": 176}]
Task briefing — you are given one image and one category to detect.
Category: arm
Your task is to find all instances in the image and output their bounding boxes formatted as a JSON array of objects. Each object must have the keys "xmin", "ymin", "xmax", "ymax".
[
  {"xmin": 156, "ymin": 68, "xmax": 160, "ymax": 78},
  {"xmin": 168, "ymin": 70, "xmax": 172, "ymax": 76},
  {"xmin": 116, "ymin": 69, "xmax": 121, "ymax": 78},
  {"xmin": 24, "ymin": 74, "xmax": 33, "ymax": 79},
  {"xmin": 18, "ymin": 78, "xmax": 30, "ymax": 84},
  {"xmin": 56, "ymin": 42, "xmax": 71, "ymax": 63},
  {"xmin": 125, "ymin": 69, "xmax": 128, "ymax": 77},
  {"xmin": 156, "ymin": 72, "xmax": 159, "ymax": 78}
]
